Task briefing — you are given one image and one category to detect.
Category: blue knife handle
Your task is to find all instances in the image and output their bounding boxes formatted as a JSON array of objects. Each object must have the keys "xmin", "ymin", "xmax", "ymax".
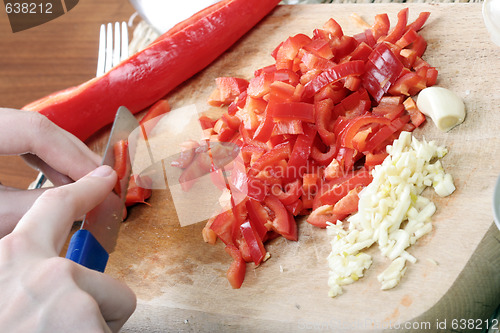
[{"xmin": 65, "ymin": 229, "xmax": 109, "ymax": 273}]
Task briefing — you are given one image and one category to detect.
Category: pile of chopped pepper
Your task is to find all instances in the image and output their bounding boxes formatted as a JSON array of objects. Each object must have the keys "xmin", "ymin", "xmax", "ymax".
[{"xmin": 172, "ymin": 8, "xmax": 438, "ymax": 288}]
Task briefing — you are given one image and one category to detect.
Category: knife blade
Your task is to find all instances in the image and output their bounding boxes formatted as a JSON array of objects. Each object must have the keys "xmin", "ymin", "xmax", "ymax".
[{"xmin": 65, "ymin": 106, "xmax": 139, "ymax": 272}]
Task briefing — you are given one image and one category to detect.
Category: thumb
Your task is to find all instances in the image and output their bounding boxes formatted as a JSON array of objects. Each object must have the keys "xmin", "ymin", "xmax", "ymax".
[{"xmin": 13, "ymin": 165, "xmax": 117, "ymax": 255}]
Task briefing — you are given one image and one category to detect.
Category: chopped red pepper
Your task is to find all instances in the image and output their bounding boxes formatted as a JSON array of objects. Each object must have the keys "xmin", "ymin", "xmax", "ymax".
[
  {"xmin": 303, "ymin": 61, "xmax": 365, "ymax": 99},
  {"xmin": 125, "ymin": 177, "xmax": 152, "ymax": 207},
  {"xmin": 172, "ymin": 8, "xmax": 438, "ymax": 288},
  {"xmin": 208, "ymin": 77, "xmax": 250, "ymax": 107},
  {"xmin": 383, "ymin": 8, "xmax": 409, "ymax": 44},
  {"xmin": 225, "ymin": 244, "xmax": 246, "ymax": 289},
  {"xmin": 285, "ymin": 123, "xmax": 317, "ymax": 181},
  {"xmin": 269, "ymin": 102, "xmax": 315, "ymax": 123},
  {"xmin": 112, "ymin": 140, "xmax": 128, "ymax": 196},
  {"xmin": 312, "ymin": 169, "xmax": 372, "ymax": 209},
  {"xmin": 240, "ymin": 221, "xmax": 266, "ymax": 265}
]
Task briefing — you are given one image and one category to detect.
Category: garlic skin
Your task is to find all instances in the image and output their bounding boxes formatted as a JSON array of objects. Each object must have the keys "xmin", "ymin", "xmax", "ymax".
[{"xmin": 416, "ymin": 87, "xmax": 466, "ymax": 132}]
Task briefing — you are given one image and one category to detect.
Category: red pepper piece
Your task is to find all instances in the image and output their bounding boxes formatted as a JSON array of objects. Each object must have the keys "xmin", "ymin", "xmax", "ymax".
[
  {"xmin": 301, "ymin": 51, "xmax": 335, "ymax": 73},
  {"xmin": 225, "ymin": 244, "xmax": 246, "ymax": 289},
  {"xmin": 274, "ymin": 69, "xmax": 301, "ymax": 86},
  {"xmin": 264, "ymin": 195, "xmax": 297, "ymax": 241},
  {"xmin": 272, "ymin": 119, "xmax": 303, "ymax": 136},
  {"xmin": 323, "ymin": 18, "xmax": 344, "ymax": 38},
  {"xmin": 406, "ymin": 11, "xmax": 431, "ymax": 32},
  {"xmin": 330, "ymin": 36, "xmax": 358, "ymax": 63},
  {"xmin": 245, "ymin": 198, "xmax": 270, "ymax": 240},
  {"xmin": 285, "ymin": 199, "xmax": 303, "ymax": 216},
  {"xmin": 372, "ymin": 95, "xmax": 405, "ymax": 120},
  {"xmin": 303, "ymin": 39, "xmax": 334, "ymax": 60},
  {"xmin": 332, "ymin": 186, "xmax": 363, "ymax": 215},
  {"xmin": 273, "ymin": 179, "xmax": 303, "ymax": 206},
  {"xmin": 388, "ymin": 71, "xmax": 427, "ymax": 96},
  {"xmin": 424, "ymin": 67, "xmax": 438, "ymax": 86},
  {"xmin": 337, "ymin": 88, "xmax": 371, "ymax": 119},
  {"xmin": 253, "ymin": 108, "xmax": 275, "ymax": 143},
  {"xmin": 383, "ymin": 8, "xmax": 409, "ymax": 44},
  {"xmin": 113, "ymin": 139, "xmax": 128, "ymax": 196},
  {"xmin": 395, "ymin": 29, "xmax": 419, "ymax": 49},
  {"xmin": 240, "ymin": 221, "xmax": 266, "ymax": 265},
  {"xmin": 269, "ymin": 102, "xmax": 315, "ymax": 123},
  {"xmin": 178, "ymin": 147, "xmax": 212, "ymax": 192},
  {"xmin": 254, "ymin": 64, "xmax": 276, "ymax": 77},
  {"xmin": 336, "ymin": 147, "xmax": 363, "ymax": 174},
  {"xmin": 240, "ymin": 123, "xmax": 268, "ymax": 151},
  {"xmin": 125, "ymin": 176, "xmax": 152, "ymax": 207},
  {"xmin": 302, "ymin": 173, "xmax": 319, "ymax": 195},
  {"xmin": 314, "ymin": 84, "xmax": 348, "ymax": 105},
  {"xmin": 208, "ymin": 77, "xmax": 249, "ymax": 107},
  {"xmin": 403, "ymin": 97, "xmax": 426, "ymax": 127},
  {"xmin": 210, "ymin": 209, "xmax": 237, "ymax": 246},
  {"xmin": 268, "ymin": 81, "xmax": 297, "ymax": 103},
  {"xmin": 409, "ymin": 34, "xmax": 428, "ymax": 57},
  {"xmin": 311, "ymin": 143, "xmax": 337, "ymax": 166},
  {"xmin": 248, "ymin": 71, "xmax": 274, "ymax": 98},
  {"xmin": 364, "ymin": 151, "xmax": 389, "ymax": 170},
  {"xmin": 170, "ymin": 140, "xmax": 200, "ymax": 169},
  {"xmin": 276, "ymin": 34, "xmax": 312, "ymax": 70},
  {"xmin": 362, "ymin": 43, "xmax": 404, "ymax": 102},
  {"xmin": 198, "ymin": 115, "xmax": 217, "ymax": 130},
  {"xmin": 230, "ymin": 165, "xmax": 268, "ymax": 202},
  {"xmin": 139, "ymin": 99, "xmax": 171, "ymax": 132},
  {"xmin": 313, "ymin": 170, "xmax": 372, "ymax": 208},
  {"xmin": 302, "ymin": 60, "xmax": 365, "ymax": 99},
  {"xmin": 315, "ymin": 98, "xmax": 336, "ymax": 146},
  {"xmin": 285, "ymin": 123, "xmax": 317, "ymax": 181},
  {"xmin": 341, "ymin": 115, "xmax": 391, "ymax": 149},
  {"xmin": 362, "ymin": 114, "xmax": 411, "ymax": 153},
  {"xmin": 306, "ymin": 209, "xmax": 348, "ymax": 228},
  {"xmin": 371, "ymin": 13, "xmax": 390, "ymax": 40},
  {"xmin": 228, "ymin": 91, "xmax": 248, "ymax": 116},
  {"xmin": 400, "ymin": 48, "xmax": 418, "ymax": 69},
  {"xmin": 24, "ymin": 0, "xmax": 281, "ymax": 141},
  {"xmin": 248, "ymin": 142, "xmax": 291, "ymax": 177}
]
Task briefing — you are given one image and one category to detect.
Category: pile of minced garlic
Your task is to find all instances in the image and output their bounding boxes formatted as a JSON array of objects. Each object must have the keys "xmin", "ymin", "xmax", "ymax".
[{"xmin": 327, "ymin": 131, "xmax": 455, "ymax": 297}]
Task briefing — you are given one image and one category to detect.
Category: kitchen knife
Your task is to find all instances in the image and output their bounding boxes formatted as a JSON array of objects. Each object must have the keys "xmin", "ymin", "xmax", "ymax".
[{"xmin": 65, "ymin": 106, "xmax": 139, "ymax": 272}]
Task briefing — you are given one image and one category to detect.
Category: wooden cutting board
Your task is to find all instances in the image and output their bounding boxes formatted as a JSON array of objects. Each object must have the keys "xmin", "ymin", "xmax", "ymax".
[{"xmin": 103, "ymin": 3, "xmax": 500, "ymax": 332}]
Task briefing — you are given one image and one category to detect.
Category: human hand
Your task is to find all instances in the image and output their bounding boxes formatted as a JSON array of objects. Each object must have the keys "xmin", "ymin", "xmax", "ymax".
[
  {"xmin": 0, "ymin": 108, "xmax": 102, "ymax": 237},
  {"xmin": 0, "ymin": 165, "xmax": 136, "ymax": 332}
]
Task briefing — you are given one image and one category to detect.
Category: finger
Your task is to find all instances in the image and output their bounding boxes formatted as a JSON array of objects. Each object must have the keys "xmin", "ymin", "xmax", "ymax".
[
  {"xmin": 22, "ymin": 154, "xmax": 73, "ymax": 186},
  {"xmin": 0, "ymin": 186, "xmax": 49, "ymax": 238},
  {"xmin": 0, "ymin": 108, "xmax": 102, "ymax": 181},
  {"xmin": 73, "ymin": 265, "xmax": 136, "ymax": 332},
  {"xmin": 13, "ymin": 165, "xmax": 117, "ymax": 254}
]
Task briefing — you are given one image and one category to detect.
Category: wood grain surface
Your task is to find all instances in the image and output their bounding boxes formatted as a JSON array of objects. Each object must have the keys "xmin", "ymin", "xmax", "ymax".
[
  {"xmin": 1, "ymin": 2, "xmax": 500, "ymax": 332},
  {"xmin": 107, "ymin": 3, "xmax": 500, "ymax": 332}
]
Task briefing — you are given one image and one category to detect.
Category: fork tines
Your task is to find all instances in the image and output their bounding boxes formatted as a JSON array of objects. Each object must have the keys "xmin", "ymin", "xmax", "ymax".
[{"xmin": 96, "ymin": 22, "xmax": 129, "ymax": 77}]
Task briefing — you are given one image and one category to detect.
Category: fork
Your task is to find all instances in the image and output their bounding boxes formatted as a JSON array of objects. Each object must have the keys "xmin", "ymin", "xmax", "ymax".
[
  {"xmin": 32, "ymin": 22, "xmax": 130, "ymax": 190},
  {"xmin": 96, "ymin": 22, "xmax": 129, "ymax": 77}
]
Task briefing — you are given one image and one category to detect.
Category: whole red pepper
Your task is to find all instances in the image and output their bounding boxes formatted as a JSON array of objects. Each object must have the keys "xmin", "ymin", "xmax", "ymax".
[{"xmin": 23, "ymin": 0, "xmax": 281, "ymax": 142}]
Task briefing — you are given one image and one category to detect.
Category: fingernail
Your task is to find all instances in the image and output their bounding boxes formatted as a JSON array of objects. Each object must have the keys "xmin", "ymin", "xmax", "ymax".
[{"xmin": 90, "ymin": 165, "xmax": 114, "ymax": 177}]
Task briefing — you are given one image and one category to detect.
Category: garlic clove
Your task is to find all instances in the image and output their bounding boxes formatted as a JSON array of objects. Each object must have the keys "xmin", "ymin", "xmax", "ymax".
[{"xmin": 416, "ymin": 87, "xmax": 466, "ymax": 132}]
